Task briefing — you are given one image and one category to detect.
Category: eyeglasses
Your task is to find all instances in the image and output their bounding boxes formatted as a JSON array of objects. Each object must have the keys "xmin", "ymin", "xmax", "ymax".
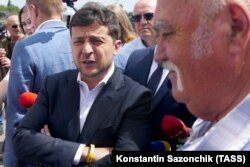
[
  {"xmin": 131, "ymin": 13, "xmax": 154, "ymax": 23},
  {"xmin": 11, "ymin": 25, "xmax": 19, "ymax": 29}
]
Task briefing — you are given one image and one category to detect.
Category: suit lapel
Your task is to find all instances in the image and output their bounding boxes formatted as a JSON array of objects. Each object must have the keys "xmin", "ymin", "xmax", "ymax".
[
  {"xmin": 152, "ymin": 77, "xmax": 171, "ymax": 110},
  {"xmin": 135, "ymin": 51, "xmax": 154, "ymax": 86},
  {"xmin": 139, "ymin": 50, "xmax": 171, "ymax": 110},
  {"xmin": 142, "ymin": 48, "xmax": 171, "ymax": 110},
  {"xmin": 63, "ymin": 71, "xmax": 81, "ymax": 141},
  {"xmin": 77, "ymin": 69, "xmax": 124, "ymax": 142}
]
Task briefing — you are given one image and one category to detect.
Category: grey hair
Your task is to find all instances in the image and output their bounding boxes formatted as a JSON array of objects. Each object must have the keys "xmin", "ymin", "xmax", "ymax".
[
  {"xmin": 200, "ymin": 0, "xmax": 250, "ymax": 24},
  {"xmin": 191, "ymin": 0, "xmax": 250, "ymax": 58}
]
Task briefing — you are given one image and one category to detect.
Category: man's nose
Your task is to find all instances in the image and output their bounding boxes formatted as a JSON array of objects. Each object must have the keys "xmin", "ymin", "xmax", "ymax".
[
  {"xmin": 154, "ymin": 45, "xmax": 167, "ymax": 64},
  {"xmin": 81, "ymin": 42, "xmax": 93, "ymax": 55}
]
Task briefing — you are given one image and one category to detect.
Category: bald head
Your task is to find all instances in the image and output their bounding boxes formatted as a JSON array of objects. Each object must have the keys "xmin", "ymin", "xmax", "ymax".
[
  {"xmin": 7, "ymin": 15, "xmax": 19, "ymax": 26},
  {"xmin": 132, "ymin": 0, "xmax": 157, "ymax": 46},
  {"xmin": 6, "ymin": 15, "xmax": 24, "ymax": 41},
  {"xmin": 133, "ymin": 0, "xmax": 157, "ymax": 14}
]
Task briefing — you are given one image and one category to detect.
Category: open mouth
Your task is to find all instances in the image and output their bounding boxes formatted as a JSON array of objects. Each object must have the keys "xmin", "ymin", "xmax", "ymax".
[
  {"xmin": 83, "ymin": 60, "xmax": 95, "ymax": 64},
  {"xmin": 81, "ymin": 60, "xmax": 96, "ymax": 69}
]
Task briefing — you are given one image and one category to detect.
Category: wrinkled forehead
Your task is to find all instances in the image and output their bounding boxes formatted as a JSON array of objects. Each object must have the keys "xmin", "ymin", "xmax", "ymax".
[
  {"xmin": 71, "ymin": 23, "xmax": 109, "ymax": 38},
  {"xmin": 158, "ymin": 0, "xmax": 199, "ymax": 14},
  {"xmin": 154, "ymin": 0, "xmax": 198, "ymax": 28}
]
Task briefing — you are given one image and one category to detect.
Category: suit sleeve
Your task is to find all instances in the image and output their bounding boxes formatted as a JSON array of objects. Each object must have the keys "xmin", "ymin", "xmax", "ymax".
[
  {"xmin": 93, "ymin": 81, "xmax": 153, "ymax": 167},
  {"xmin": 12, "ymin": 76, "xmax": 80, "ymax": 167},
  {"xmin": 114, "ymin": 84, "xmax": 152, "ymax": 151}
]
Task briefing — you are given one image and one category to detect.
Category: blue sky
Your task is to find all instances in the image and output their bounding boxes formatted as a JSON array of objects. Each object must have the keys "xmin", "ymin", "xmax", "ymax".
[{"xmin": 0, "ymin": 0, "xmax": 136, "ymax": 12}]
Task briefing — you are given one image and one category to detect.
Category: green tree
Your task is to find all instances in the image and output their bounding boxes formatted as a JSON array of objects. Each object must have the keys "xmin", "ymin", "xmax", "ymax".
[
  {"xmin": 0, "ymin": 5, "xmax": 7, "ymax": 11},
  {"xmin": 7, "ymin": 5, "xmax": 19, "ymax": 14},
  {"xmin": 0, "ymin": 4, "xmax": 20, "ymax": 16}
]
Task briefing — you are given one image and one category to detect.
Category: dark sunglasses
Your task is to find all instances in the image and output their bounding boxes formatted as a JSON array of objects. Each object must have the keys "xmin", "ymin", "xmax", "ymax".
[
  {"xmin": 131, "ymin": 13, "xmax": 154, "ymax": 23},
  {"xmin": 12, "ymin": 25, "xmax": 19, "ymax": 29}
]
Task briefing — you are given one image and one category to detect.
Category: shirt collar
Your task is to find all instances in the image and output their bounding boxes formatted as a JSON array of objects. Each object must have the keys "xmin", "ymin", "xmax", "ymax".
[
  {"xmin": 77, "ymin": 63, "xmax": 115, "ymax": 88},
  {"xmin": 33, "ymin": 19, "xmax": 62, "ymax": 34}
]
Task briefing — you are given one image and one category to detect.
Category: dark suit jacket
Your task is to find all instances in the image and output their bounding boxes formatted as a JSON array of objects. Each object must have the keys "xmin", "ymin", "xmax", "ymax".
[
  {"xmin": 124, "ymin": 47, "xmax": 196, "ymax": 148},
  {"xmin": 12, "ymin": 69, "xmax": 152, "ymax": 167}
]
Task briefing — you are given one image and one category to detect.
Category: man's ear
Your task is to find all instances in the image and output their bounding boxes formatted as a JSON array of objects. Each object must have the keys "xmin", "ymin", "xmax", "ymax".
[
  {"xmin": 29, "ymin": 4, "xmax": 38, "ymax": 17},
  {"xmin": 113, "ymin": 40, "xmax": 122, "ymax": 55},
  {"xmin": 229, "ymin": 3, "xmax": 250, "ymax": 54}
]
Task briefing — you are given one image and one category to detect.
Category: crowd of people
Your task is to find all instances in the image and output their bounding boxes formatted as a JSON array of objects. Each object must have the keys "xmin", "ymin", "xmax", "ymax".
[{"xmin": 0, "ymin": 0, "xmax": 249, "ymax": 166}]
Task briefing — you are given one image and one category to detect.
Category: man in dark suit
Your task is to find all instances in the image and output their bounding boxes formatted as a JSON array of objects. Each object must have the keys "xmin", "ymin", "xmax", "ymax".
[
  {"xmin": 124, "ymin": 46, "xmax": 196, "ymax": 149},
  {"xmin": 12, "ymin": 3, "xmax": 152, "ymax": 167}
]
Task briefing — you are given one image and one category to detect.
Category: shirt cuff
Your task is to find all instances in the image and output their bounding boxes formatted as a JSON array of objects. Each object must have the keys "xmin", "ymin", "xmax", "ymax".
[{"xmin": 73, "ymin": 144, "xmax": 85, "ymax": 165}]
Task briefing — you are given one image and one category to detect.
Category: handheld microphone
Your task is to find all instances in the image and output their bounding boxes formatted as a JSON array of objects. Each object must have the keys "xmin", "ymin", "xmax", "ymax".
[
  {"xmin": 161, "ymin": 115, "xmax": 190, "ymax": 139},
  {"xmin": 149, "ymin": 140, "xmax": 171, "ymax": 151},
  {"xmin": 19, "ymin": 92, "xmax": 37, "ymax": 109}
]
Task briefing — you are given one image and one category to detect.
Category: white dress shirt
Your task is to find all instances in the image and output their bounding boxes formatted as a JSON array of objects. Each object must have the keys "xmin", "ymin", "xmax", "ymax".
[{"xmin": 73, "ymin": 63, "xmax": 115, "ymax": 164}]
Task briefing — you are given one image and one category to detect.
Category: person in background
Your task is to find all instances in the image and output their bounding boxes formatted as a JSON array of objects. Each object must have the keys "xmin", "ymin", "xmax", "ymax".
[
  {"xmin": 154, "ymin": 0, "xmax": 250, "ymax": 150},
  {"xmin": 107, "ymin": 4, "xmax": 136, "ymax": 44},
  {"xmin": 4, "ymin": 0, "xmax": 76, "ymax": 166},
  {"xmin": 0, "ymin": 15, "xmax": 25, "ymax": 59},
  {"xmin": 0, "ymin": 7, "xmax": 34, "ymax": 138},
  {"xmin": 0, "ymin": 15, "xmax": 24, "ymax": 92},
  {"xmin": 124, "ymin": 46, "xmax": 196, "ymax": 150},
  {"xmin": 0, "ymin": 15, "xmax": 25, "ymax": 137},
  {"xmin": 0, "ymin": 15, "xmax": 24, "ymax": 83},
  {"xmin": 18, "ymin": 6, "xmax": 33, "ymax": 36},
  {"xmin": 114, "ymin": 0, "xmax": 157, "ymax": 72},
  {"xmin": 12, "ymin": 3, "xmax": 152, "ymax": 166},
  {"xmin": 0, "ymin": 7, "xmax": 34, "ymax": 114}
]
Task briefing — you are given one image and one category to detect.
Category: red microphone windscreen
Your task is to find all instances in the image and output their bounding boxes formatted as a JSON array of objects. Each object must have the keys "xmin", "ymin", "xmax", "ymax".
[
  {"xmin": 19, "ymin": 92, "xmax": 38, "ymax": 109},
  {"xmin": 162, "ymin": 115, "xmax": 189, "ymax": 137}
]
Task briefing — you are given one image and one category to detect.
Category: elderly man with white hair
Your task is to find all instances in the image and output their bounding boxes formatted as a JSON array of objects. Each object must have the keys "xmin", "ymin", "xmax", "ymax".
[{"xmin": 154, "ymin": 0, "xmax": 250, "ymax": 150}]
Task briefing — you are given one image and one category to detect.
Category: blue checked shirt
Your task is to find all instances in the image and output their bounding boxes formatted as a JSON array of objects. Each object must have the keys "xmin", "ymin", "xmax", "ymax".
[{"xmin": 178, "ymin": 94, "xmax": 250, "ymax": 150}]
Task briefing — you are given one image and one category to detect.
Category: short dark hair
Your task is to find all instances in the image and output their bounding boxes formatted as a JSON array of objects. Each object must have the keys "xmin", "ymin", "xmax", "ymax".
[{"xmin": 70, "ymin": 2, "xmax": 120, "ymax": 40}]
